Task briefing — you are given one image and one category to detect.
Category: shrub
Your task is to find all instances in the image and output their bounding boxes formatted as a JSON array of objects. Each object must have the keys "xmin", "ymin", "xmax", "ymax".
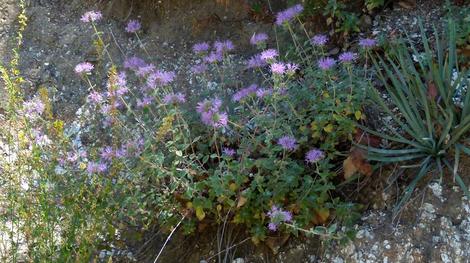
[{"xmin": 0, "ymin": 3, "xmax": 373, "ymax": 261}]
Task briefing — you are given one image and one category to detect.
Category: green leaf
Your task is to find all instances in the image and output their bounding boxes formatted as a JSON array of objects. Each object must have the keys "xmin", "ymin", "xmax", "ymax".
[
  {"xmin": 195, "ymin": 206, "xmax": 205, "ymax": 221},
  {"xmin": 393, "ymin": 157, "xmax": 432, "ymax": 217}
]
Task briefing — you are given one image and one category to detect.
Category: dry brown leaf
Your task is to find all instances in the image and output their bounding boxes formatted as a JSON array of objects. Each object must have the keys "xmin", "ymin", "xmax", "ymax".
[
  {"xmin": 237, "ymin": 196, "xmax": 247, "ymax": 208},
  {"xmin": 343, "ymin": 147, "xmax": 373, "ymax": 179},
  {"xmin": 343, "ymin": 156, "xmax": 357, "ymax": 179},
  {"xmin": 312, "ymin": 208, "xmax": 330, "ymax": 224}
]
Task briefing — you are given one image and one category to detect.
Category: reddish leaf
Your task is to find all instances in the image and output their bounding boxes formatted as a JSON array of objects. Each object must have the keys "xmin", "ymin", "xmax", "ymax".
[{"xmin": 427, "ymin": 81, "xmax": 438, "ymax": 100}]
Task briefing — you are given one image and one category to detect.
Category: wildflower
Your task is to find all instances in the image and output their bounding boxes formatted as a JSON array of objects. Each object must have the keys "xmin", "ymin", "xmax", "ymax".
[
  {"xmin": 125, "ymin": 19, "xmax": 141, "ymax": 33},
  {"xmin": 137, "ymin": 96, "xmax": 153, "ymax": 108},
  {"xmin": 32, "ymin": 129, "xmax": 52, "ymax": 146},
  {"xmin": 136, "ymin": 64, "xmax": 156, "ymax": 77},
  {"xmin": 87, "ymin": 161, "xmax": 107, "ymax": 174},
  {"xmin": 66, "ymin": 152, "xmax": 79, "ymax": 163},
  {"xmin": 214, "ymin": 40, "xmax": 235, "ymax": 53},
  {"xmin": 271, "ymin": 62, "xmax": 286, "ymax": 75},
  {"xmin": 232, "ymin": 84, "xmax": 258, "ymax": 102},
  {"xmin": 260, "ymin": 49, "xmax": 278, "ymax": 62},
  {"xmin": 250, "ymin": 32, "xmax": 268, "ymax": 46},
  {"xmin": 277, "ymin": 135, "xmax": 298, "ymax": 151},
  {"xmin": 147, "ymin": 70, "xmax": 176, "ymax": 87},
  {"xmin": 222, "ymin": 147, "xmax": 236, "ymax": 157},
  {"xmin": 115, "ymin": 148, "xmax": 127, "ymax": 159},
  {"xmin": 261, "ymin": 49, "xmax": 279, "ymax": 61},
  {"xmin": 116, "ymin": 71, "xmax": 127, "ymax": 88},
  {"xmin": 256, "ymin": 88, "xmax": 273, "ymax": 98},
  {"xmin": 311, "ymin": 34, "xmax": 328, "ymax": 46},
  {"xmin": 246, "ymin": 54, "xmax": 267, "ymax": 69},
  {"xmin": 318, "ymin": 57, "xmax": 336, "ymax": 70},
  {"xmin": 193, "ymin": 42, "xmax": 210, "ymax": 54},
  {"xmin": 267, "ymin": 205, "xmax": 293, "ymax": 231},
  {"xmin": 201, "ymin": 111, "xmax": 228, "ymax": 128},
  {"xmin": 305, "ymin": 148, "xmax": 325, "ymax": 163},
  {"xmin": 196, "ymin": 98, "xmax": 222, "ymax": 113},
  {"xmin": 339, "ymin": 52, "xmax": 357, "ymax": 63},
  {"xmin": 359, "ymin": 38, "xmax": 377, "ymax": 48},
  {"xmin": 124, "ymin": 56, "xmax": 146, "ymax": 70},
  {"xmin": 275, "ymin": 4, "xmax": 303, "ymax": 25},
  {"xmin": 163, "ymin": 92, "xmax": 186, "ymax": 105},
  {"xmin": 23, "ymin": 97, "xmax": 45, "ymax": 118},
  {"xmin": 74, "ymin": 62, "xmax": 94, "ymax": 74},
  {"xmin": 204, "ymin": 51, "xmax": 223, "ymax": 64},
  {"xmin": 191, "ymin": 63, "xmax": 208, "ymax": 74},
  {"xmin": 100, "ymin": 146, "xmax": 114, "ymax": 160},
  {"xmin": 87, "ymin": 91, "xmax": 103, "ymax": 104},
  {"xmin": 81, "ymin": 10, "xmax": 102, "ymax": 23},
  {"xmin": 285, "ymin": 63, "xmax": 299, "ymax": 76}
]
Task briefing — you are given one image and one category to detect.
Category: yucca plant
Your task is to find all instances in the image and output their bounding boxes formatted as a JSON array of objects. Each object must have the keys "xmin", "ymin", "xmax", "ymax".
[{"xmin": 361, "ymin": 20, "xmax": 470, "ymax": 216}]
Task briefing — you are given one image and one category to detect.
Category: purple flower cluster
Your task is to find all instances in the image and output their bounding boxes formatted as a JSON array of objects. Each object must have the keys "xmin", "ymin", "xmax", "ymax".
[
  {"xmin": 197, "ymin": 98, "xmax": 228, "ymax": 128},
  {"xmin": 204, "ymin": 52, "xmax": 223, "ymax": 64},
  {"xmin": 23, "ymin": 97, "xmax": 45, "ymax": 119},
  {"xmin": 275, "ymin": 4, "xmax": 303, "ymax": 25},
  {"xmin": 88, "ymin": 139, "xmax": 145, "ymax": 174},
  {"xmin": 271, "ymin": 62, "xmax": 286, "ymax": 75},
  {"xmin": 107, "ymin": 74, "xmax": 129, "ymax": 97},
  {"xmin": 255, "ymin": 88, "xmax": 273, "ymax": 99},
  {"xmin": 260, "ymin": 49, "xmax": 279, "ymax": 62},
  {"xmin": 125, "ymin": 19, "xmax": 141, "ymax": 33},
  {"xmin": 32, "ymin": 129, "xmax": 52, "ymax": 146},
  {"xmin": 250, "ymin": 32, "xmax": 268, "ymax": 46},
  {"xmin": 318, "ymin": 57, "xmax": 336, "ymax": 70},
  {"xmin": 267, "ymin": 205, "xmax": 293, "ymax": 231},
  {"xmin": 74, "ymin": 62, "xmax": 94, "ymax": 74},
  {"xmin": 246, "ymin": 54, "xmax": 267, "ymax": 69},
  {"xmin": 124, "ymin": 56, "xmax": 146, "ymax": 70},
  {"xmin": 192, "ymin": 42, "xmax": 210, "ymax": 54},
  {"xmin": 359, "ymin": 38, "xmax": 377, "ymax": 48},
  {"xmin": 147, "ymin": 70, "xmax": 176, "ymax": 88},
  {"xmin": 222, "ymin": 147, "xmax": 236, "ymax": 157},
  {"xmin": 214, "ymin": 40, "xmax": 235, "ymax": 53},
  {"xmin": 81, "ymin": 10, "xmax": 102, "ymax": 23},
  {"xmin": 339, "ymin": 52, "xmax": 357, "ymax": 63},
  {"xmin": 311, "ymin": 34, "xmax": 328, "ymax": 46},
  {"xmin": 136, "ymin": 64, "xmax": 156, "ymax": 77},
  {"xmin": 190, "ymin": 39, "xmax": 235, "ymax": 72},
  {"xmin": 191, "ymin": 63, "xmax": 208, "ymax": 74},
  {"xmin": 87, "ymin": 91, "xmax": 103, "ymax": 104},
  {"xmin": 87, "ymin": 162, "xmax": 108, "ymax": 174},
  {"xmin": 137, "ymin": 96, "xmax": 153, "ymax": 108},
  {"xmin": 285, "ymin": 63, "xmax": 299, "ymax": 76},
  {"xmin": 63, "ymin": 150, "xmax": 87, "ymax": 165},
  {"xmin": 277, "ymin": 135, "xmax": 298, "ymax": 151},
  {"xmin": 232, "ymin": 84, "xmax": 258, "ymax": 102},
  {"xmin": 305, "ymin": 148, "xmax": 325, "ymax": 164},
  {"xmin": 163, "ymin": 92, "xmax": 186, "ymax": 105}
]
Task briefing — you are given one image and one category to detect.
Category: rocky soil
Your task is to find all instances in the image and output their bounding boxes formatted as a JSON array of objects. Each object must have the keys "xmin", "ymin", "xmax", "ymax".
[{"xmin": 0, "ymin": 0, "xmax": 469, "ymax": 262}]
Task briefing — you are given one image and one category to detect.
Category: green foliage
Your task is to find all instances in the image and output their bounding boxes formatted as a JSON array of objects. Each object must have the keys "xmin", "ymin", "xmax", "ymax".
[
  {"xmin": 363, "ymin": 20, "xmax": 470, "ymax": 216},
  {"xmin": 365, "ymin": 0, "xmax": 385, "ymax": 11}
]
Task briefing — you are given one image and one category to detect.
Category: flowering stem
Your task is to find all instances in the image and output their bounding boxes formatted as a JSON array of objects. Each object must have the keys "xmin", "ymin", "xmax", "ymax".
[
  {"xmin": 91, "ymin": 22, "xmax": 114, "ymax": 64},
  {"xmin": 135, "ymin": 32, "xmax": 151, "ymax": 57}
]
